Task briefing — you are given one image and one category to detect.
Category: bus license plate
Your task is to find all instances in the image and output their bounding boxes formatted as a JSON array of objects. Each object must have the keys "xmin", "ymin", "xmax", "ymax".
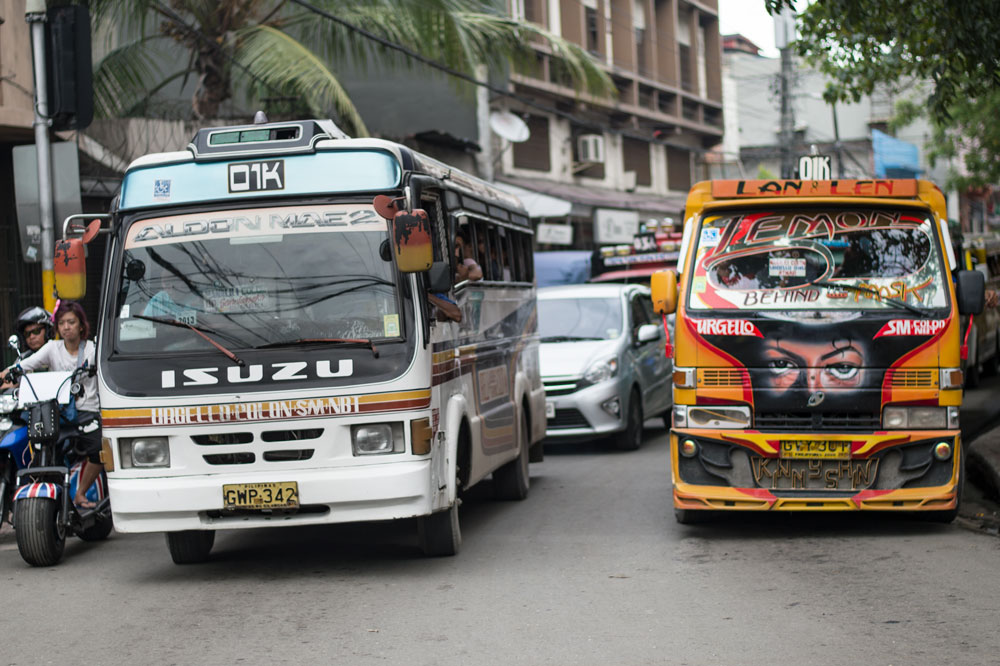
[
  {"xmin": 546, "ymin": 401, "xmax": 555, "ymax": 419},
  {"xmin": 779, "ymin": 440, "xmax": 851, "ymax": 459},
  {"xmin": 223, "ymin": 481, "xmax": 299, "ymax": 510}
]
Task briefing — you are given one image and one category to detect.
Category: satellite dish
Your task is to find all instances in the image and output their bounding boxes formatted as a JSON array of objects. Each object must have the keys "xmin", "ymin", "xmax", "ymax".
[{"xmin": 489, "ymin": 111, "xmax": 530, "ymax": 143}]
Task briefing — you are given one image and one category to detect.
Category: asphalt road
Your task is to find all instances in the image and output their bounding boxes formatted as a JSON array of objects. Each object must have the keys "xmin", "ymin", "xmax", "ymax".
[{"xmin": 3, "ymin": 419, "xmax": 1000, "ymax": 665}]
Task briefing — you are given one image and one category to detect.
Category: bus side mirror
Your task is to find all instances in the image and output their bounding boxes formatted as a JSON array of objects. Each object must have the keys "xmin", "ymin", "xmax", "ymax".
[
  {"xmin": 651, "ymin": 270, "xmax": 678, "ymax": 315},
  {"xmin": 390, "ymin": 209, "xmax": 433, "ymax": 273},
  {"xmin": 54, "ymin": 237, "xmax": 87, "ymax": 299},
  {"xmin": 955, "ymin": 269, "xmax": 985, "ymax": 315}
]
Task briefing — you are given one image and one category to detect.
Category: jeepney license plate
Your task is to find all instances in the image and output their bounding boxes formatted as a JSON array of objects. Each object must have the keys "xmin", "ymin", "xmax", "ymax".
[
  {"xmin": 223, "ymin": 482, "xmax": 299, "ymax": 510},
  {"xmin": 779, "ymin": 440, "xmax": 851, "ymax": 460},
  {"xmin": 546, "ymin": 401, "xmax": 555, "ymax": 419},
  {"xmin": 751, "ymin": 457, "xmax": 879, "ymax": 491}
]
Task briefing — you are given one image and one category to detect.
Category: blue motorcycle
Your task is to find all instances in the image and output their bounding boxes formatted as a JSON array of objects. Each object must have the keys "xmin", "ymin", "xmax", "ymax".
[
  {"xmin": 0, "ymin": 385, "xmax": 28, "ymax": 529},
  {"xmin": 5, "ymin": 336, "xmax": 112, "ymax": 566}
]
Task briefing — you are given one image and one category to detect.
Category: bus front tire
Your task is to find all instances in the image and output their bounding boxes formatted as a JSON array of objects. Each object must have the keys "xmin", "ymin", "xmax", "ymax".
[
  {"xmin": 166, "ymin": 530, "xmax": 215, "ymax": 564},
  {"xmin": 418, "ymin": 503, "xmax": 461, "ymax": 557}
]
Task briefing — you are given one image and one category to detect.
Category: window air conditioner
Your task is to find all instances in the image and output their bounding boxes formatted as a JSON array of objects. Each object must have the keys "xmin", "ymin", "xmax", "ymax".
[{"xmin": 576, "ymin": 134, "xmax": 605, "ymax": 164}]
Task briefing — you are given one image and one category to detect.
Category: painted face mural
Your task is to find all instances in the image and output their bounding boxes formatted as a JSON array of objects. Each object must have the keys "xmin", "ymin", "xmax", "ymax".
[{"xmin": 684, "ymin": 207, "xmax": 952, "ymax": 414}]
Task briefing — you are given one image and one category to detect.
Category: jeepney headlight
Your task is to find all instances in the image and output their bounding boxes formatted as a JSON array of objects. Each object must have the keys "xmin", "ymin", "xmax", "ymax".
[
  {"xmin": 882, "ymin": 406, "xmax": 947, "ymax": 429},
  {"xmin": 947, "ymin": 406, "xmax": 960, "ymax": 429},
  {"xmin": 120, "ymin": 437, "xmax": 170, "ymax": 468},
  {"xmin": 687, "ymin": 405, "xmax": 751, "ymax": 429},
  {"xmin": 672, "ymin": 404, "xmax": 688, "ymax": 428},
  {"xmin": 351, "ymin": 423, "xmax": 404, "ymax": 455},
  {"xmin": 583, "ymin": 357, "xmax": 618, "ymax": 384}
]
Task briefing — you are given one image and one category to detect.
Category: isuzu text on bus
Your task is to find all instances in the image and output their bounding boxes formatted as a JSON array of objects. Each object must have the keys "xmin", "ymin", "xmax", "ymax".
[
  {"xmin": 59, "ymin": 118, "xmax": 545, "ymax": 562},
  {"xmin": 650, "ymin": 179, "xmax": 984, "ymax": 523}
]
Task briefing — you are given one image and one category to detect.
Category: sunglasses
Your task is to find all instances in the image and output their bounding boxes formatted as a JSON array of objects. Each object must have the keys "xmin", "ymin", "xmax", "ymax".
[{"xmin": 24, "ymin": 326, "xmax": 46, "ymax": 337}]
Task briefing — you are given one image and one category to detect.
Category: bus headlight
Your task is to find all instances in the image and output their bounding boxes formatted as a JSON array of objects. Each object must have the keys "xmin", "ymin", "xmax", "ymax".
[
  {"xmin": 673, "ymin": 405, "xmax": 750, "ymax": 429},
  {"xmin": 120, "ymin": 437, "xmax": 170, "ymax": 468},
  {"xmin": 882, "ymin": 406, "xmax": 948, "ymax": 429},
  {"xmin": 351, "ymin": 423, "xmax": 404, "ymax": 455}
]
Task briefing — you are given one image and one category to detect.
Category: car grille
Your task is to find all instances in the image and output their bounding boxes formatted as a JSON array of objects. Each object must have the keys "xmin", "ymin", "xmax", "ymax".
[
  {"xmin": 548, "ymin": 408, "xmax": 591, "ymax": 429},
  {"xmin": 754, "ymin": 411, "xmax": 880, "ymax": 431},
  {"xmin": 543, "ymin": 380, "xmax": 580, "ymax": 397}
]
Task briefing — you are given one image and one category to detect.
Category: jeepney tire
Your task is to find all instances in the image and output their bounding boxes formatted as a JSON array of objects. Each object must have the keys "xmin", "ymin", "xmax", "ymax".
[
  {"xmin": 166, "ymin": 530, "xmax": 215, "ymax": 564},
  {"xmin": 493, "ymin": 409, "xmax": 531, "ymax": 500},
  {"xmin": 14, "ymin": 498, "xmax": 66, "ymax": 567},
  {"xmin": 674, "ymin": 507, "xmax": 712, "ymax": 525},
  {"xmin": 614, "ymin": 389, "xmax": 643, "ymax": 451},
  {"xmin": 418, "ymin": 502, "xmax": 461, "ymax": 557},
  {"xmin": 79, "ymin": 514, "xmax": 114, "ymax": 542}
]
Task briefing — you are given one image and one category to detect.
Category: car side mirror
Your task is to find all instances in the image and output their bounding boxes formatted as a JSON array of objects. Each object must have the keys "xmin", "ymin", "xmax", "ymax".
[
  {"xmin": 636, "ymin": 323, "xmax": 661, "ymax": 344},
  {"xmin": 955, "ymin": 269, "xmax": 985, "ymax": 315}
]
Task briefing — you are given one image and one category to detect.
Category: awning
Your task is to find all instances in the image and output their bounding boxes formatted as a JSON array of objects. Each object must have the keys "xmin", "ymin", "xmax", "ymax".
[
  {"xmin": 498, "ymin": 175, "xmax": 687, "ymax": 217},
  {"xmin": 493, "ymin": 181, "xmax": 572, "ymax": 218}
]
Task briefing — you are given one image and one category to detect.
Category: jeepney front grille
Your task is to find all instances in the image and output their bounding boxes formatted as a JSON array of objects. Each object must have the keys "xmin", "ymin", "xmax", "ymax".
[
  {"xmin": 204, "ymin": 452, "xmax": 255, "ymax": 465},
  {"xmin": 263, "ymin": 449, "xmax": 314, "ymax": 462},
  {"xmin": 700, "ymin": 369, "xmax": 751, "ymax": 387},
  {"xmin": 885, "ymin": 369, "xmax": 936, "ymax": 387},
  {"xmin": 754, "ymin": 412, "xmax": 880, "ymax": 432},
  {"xmin": 193, "ymin": 432, "xmax": 253, "ymax": 445}
]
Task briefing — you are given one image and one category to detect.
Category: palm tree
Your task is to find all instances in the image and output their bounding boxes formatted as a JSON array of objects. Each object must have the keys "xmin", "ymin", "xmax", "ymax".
[{"xmin": 91, "ymin": 0, "xmax": 615, "ymax": 136}]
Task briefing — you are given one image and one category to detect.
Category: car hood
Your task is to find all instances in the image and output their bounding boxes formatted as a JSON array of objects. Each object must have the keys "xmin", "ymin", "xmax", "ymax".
[{"xmin": 540, "ymin": 340, "xmax": 619, "ymax": 378}]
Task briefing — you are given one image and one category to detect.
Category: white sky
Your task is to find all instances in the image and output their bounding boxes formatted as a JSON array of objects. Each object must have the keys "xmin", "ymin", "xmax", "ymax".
[{"xmin": 718, "ymin": 0, "xmax": 807, "ymax": 59}]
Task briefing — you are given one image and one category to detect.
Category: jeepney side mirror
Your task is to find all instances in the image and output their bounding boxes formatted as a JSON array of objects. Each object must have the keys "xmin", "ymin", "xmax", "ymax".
[
  {"xmin": 650, "ymin": 270, "xmax": 678, "ymax": 315},
  {"xmin": 955, "ymin": 269, "xmax": 985, "ymax": 315}
]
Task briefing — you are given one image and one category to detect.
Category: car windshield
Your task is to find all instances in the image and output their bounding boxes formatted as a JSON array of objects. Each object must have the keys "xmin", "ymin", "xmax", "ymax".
[
  {"xmin": 113, "ymin": 203, "xmax": 402, "ymax": 353},
  {"xmin": 687, "ymin": 208, "xmax": 949, "ymax": 311},
  {"xmin": 538, "ymin": 296, "xmax": 623, "ymax": 341}
]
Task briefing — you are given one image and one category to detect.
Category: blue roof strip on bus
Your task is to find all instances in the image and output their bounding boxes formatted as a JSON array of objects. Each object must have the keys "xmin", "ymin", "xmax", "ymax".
[{"xmin": 119, "ymin": 150, "xmax": 402, "ymax": 210}]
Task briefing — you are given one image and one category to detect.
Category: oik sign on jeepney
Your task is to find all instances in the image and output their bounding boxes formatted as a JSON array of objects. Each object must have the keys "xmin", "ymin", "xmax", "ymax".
[{"xmin": 798, "ymin": 154, "xmax": 832, "ymax": 180}]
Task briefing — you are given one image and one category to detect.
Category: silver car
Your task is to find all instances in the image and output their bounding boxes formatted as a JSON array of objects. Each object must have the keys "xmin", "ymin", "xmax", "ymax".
[{"xmin": 538, "ymin": 284, "xmax": 673, "ymax": 449}]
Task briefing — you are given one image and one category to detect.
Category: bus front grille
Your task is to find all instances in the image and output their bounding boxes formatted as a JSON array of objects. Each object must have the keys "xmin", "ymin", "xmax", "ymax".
[{"xmin": 754, "ymin": 412, "xmax": 880, "ymax": 431}]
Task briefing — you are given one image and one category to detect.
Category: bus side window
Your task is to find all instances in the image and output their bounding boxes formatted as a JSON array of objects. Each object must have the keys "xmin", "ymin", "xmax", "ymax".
[
  {"xmin": 497, "ymin": 227, "xmax": 512, "ymax": 282},
  {"xmin": 423, "ymin": 196, "xmax": 446, "ymax": 263},
  {"xmin": 510, "ymin": 231, "xmax": 524, "ymax": 282},
  {"xmin": 471, "ymin": 219, "xmax": 490, "ymax": 279}
]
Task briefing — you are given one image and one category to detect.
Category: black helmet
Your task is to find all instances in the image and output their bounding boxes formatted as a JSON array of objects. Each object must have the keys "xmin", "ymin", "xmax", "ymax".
[{"xmin": 16, "ymin": 306, "xmax": 54, "ymax": 348}]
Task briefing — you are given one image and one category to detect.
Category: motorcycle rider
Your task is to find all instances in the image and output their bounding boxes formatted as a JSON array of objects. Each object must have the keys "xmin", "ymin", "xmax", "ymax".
[
  {"xmin": 1, "ymin": 307, "xmax": 53, "ymax": 389},
  {"xmin": 2, "ymin": 301, "xmax": 101, "ymax": 509}
]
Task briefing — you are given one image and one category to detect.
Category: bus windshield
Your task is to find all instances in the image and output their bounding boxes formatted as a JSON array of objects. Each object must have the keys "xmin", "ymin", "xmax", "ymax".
[
  {"xmin": 113, "ymin": 203, "xmax": 402, "ymax": 353},
  {"xmin": 687, "ymin": 208, "xmax": 949, "ymax": 312}
]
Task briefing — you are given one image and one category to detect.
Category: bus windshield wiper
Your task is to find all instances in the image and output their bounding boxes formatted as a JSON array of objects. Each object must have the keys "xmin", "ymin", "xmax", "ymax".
[
  {"xmin": 254, "ymin": 338, "xmax": 379, "ymax": 358},
  {"xmin": 133, "ymin": 314, "xmax": 246, "ymax": 366},
  {"xmin": 540, "ymin": 335, "xmax": 605, "ymax": 342},
  {"xmin": 811, "ymin": 281, "xmax": 934, "ymax": 318}
]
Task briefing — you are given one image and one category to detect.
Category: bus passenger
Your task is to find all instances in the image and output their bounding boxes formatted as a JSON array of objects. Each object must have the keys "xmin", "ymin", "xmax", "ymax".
[{"xmin": 455, "ymin": 230, "xmax": 483, "ymax": 282}]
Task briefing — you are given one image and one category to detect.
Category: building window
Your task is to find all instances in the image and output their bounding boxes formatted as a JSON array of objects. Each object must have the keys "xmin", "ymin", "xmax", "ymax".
[
  {"xmin": 667, "ymin": 147, "xmax": 691, "ymax": 191},
  {"xmin": 512, "ymin": 115, "xmax": 551, "ymax": 172},
  {"xmin": 623, "ymin": 138, "xmax": 651, "ymax": 187},
  {"xmin": 677, "ymin": 10, "xmax": 692, "ymax": 92},
  {"xmin": 586, "ymin": 6, "xmax": 599, "ymax": 54}
]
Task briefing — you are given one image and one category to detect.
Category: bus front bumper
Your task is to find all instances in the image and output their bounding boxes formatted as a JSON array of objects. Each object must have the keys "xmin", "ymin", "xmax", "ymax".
[
  {"xmin": 108, "ymin": 459, "xmax": 435, "ymax": 533},
  {"xmin": 669, "ymin": 429, "xmax": 962, "ymax": 512}
]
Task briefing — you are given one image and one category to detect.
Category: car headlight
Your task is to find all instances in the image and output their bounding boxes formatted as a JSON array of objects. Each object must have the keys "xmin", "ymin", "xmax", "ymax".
[
  {"xmin": 119, "ymin": 437, "xmax": 170, "ymax": 468},
  {"xmin": 583, "ymin": 357, "xmax": 618, "ymax": 384},
  {"xmin": 351, "ymin": 423, "xmax": 404, "ymax": 455},
  {"xmin": 882, "ymin": 406, "xmax": 949, "ymax": 430},
  {"xmin": 675, "ymin": 404, "xmax": 751, "ymax": 429}
]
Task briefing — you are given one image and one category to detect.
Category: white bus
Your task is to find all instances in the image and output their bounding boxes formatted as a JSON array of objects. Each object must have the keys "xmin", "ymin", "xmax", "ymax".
[{"xmin": 82, "ymin": 118, "xmax": 545, "ymax": 562}]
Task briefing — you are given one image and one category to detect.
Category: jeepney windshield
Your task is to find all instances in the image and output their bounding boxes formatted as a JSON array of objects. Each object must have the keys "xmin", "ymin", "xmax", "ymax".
[
  {"xmin": 113, "ymin": 203, "xmax": 403, "ymax": 353},
  {"xmin": 686, "ymin": 208, "xmax": 949, "ymax": 311}
]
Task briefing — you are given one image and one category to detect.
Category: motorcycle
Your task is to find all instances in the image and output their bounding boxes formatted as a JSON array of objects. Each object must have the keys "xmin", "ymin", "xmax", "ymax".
[
  {"xmin": 6, "ymin": 335, "xmax": 113, "ymax": 566},
  {"xmin": 0, "ymin": 383, "xmax": 28, "ymax": 529}
]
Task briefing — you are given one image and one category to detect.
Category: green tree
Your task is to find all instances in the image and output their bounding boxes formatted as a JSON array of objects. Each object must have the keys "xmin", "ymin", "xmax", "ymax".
[
  {"xmin": 764, "ymin": 0, "xmax": 1000, "ymax": 187},
  {"xmin": 91, "ymin": 0, "xmax": 614, "ymax": 136}
]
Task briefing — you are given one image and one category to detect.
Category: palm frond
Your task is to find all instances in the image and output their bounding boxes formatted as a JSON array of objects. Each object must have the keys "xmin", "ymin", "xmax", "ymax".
[
  {"xmin": 92, "ymin": 36, "xmax": 178, "ymax": 118},
  {"xmin": 234, "ymin": 24, "xmax": 369, "ymax": 136}
]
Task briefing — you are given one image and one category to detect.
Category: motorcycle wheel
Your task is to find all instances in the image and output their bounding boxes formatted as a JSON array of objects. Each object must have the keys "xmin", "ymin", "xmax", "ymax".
[
  {"xmin": 14, "ymin": 498, "xmax": 66, "ymax": 567},
  {"xmin": 79, "ymin": 514, "xmax": 114, "ymax": 542}
]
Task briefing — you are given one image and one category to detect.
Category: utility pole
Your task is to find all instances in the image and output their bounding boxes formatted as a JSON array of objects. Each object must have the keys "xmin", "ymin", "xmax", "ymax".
[
  {"xmin": 26, "ymin": 0, "xmax": 56, "ymax": 312},
  {"xmin": 830, "ymin": 100, "xmax": 845, "ymax": 178},
  {"xmin": 778, "ymin": 45, "xmax": 795, "ymax": 179}
]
